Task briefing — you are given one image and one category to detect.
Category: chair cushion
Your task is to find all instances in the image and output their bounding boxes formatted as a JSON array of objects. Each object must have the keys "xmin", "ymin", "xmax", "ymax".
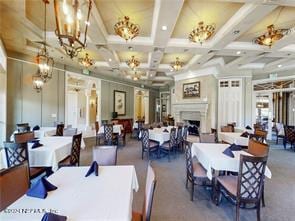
[
  {"xmin": 193, "ymin": 162, "xmax": 207, "ymax": 178},
  {"xmin": 132, "ymin": 211, "xmax": 142, "ymax": 221},
  {"xmin": 217, "ymin": 175, "xmax": 238, "ymax": 196},
  {"xmin": 161, "ymin": 141, "xmax": 170, "ymax": 149},
  {"xmin": 29, "ymin": 167, "xmax": 46, "ymax": 179},
  {"xmin": 149, "ymin": 140, "xmax": 159, "ymax": 148}
]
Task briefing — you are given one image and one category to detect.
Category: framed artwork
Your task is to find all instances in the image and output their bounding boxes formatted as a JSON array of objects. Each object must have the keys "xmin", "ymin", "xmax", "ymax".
[
  {"xmin": 114, "ymin": 90, "xmax": 126, "ymax": 116},
  {"xmin": 183, "ymin": 81, "xmax": 201, "ymax": 98}
]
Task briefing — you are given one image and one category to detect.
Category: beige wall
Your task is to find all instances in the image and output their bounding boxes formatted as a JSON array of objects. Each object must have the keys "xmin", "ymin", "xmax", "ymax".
[
  {"xmin": 173, "ymin": 75, "xmax": 218, "ymax": 130},
  {"xmin": 6, "ymin": 58, "xmax": 65, "ymax": 139}
]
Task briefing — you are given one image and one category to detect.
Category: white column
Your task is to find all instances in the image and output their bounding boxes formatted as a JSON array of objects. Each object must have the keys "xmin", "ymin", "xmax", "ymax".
[
  {"xmin": 200, "ymin": 112, "xmax": 207, "ymax": 133},
  {"xmin": 85, "ymin": 89, "xmax": 91, "ymax": 128},
  {"xmin": 96, "ymin": 90, "xmax": 101, "ymax": 124}
]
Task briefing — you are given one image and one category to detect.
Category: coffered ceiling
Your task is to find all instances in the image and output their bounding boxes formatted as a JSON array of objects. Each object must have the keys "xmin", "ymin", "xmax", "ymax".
[{"xmin": 1, "ymin": 0, "xmax": 295, "ymax": 88}]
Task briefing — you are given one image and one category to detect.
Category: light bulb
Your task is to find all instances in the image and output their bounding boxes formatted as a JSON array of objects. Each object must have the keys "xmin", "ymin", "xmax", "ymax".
[
  {"xmin": 62, "ymin": 0, "xmax": 68, "ymax": 15},
  {"xmin": 77, "ymin": 9, "xmax": 82, "ymax": 20}
]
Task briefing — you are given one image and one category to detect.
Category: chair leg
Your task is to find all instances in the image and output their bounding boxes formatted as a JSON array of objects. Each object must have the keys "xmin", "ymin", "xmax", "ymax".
[
  {"xmin": 256, "ymin": 201, "xmax": 261, "ymax": 221},
  {"xmin": 262, "ymin": 185, "xmax": 265, "ymax": 207},
  {"xmin": 191, "ymin": 182, "xmax": 194, "ymax": 201},
  {"xmin": 168, "ymin": 149, "xmax": 170, "ymax": 162},
  {"xmin": 235, "ymin": 203, "xmax": 240, "ymax": 221},
  {"xmin": 186, "ymin": 176, "xmax": 188, "ymax": 189}
]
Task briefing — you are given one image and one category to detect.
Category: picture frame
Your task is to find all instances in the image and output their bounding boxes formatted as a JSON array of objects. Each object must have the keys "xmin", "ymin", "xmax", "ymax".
[
  {"xmin": 114, "ymin": 90, "xmax": 126, "ymax": 116},
  {"xmin": 183, "ymin": 81, "xmax": 201, "ymax": 98}
]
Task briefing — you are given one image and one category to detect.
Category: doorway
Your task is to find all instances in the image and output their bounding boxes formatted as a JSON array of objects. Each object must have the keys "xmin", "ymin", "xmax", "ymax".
[{"xmin": 134, "ymin": 89, "xmax": 149, "ymax": 123}]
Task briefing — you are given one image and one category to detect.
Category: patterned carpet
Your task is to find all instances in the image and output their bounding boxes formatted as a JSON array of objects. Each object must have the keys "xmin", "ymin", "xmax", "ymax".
[{"xmin": 81, "ymin": 136, "xmax": 295, "ymax": 221}]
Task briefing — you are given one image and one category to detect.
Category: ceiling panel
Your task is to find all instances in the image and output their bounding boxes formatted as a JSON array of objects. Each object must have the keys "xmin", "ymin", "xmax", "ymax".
[
  {"xmin": 238, "ymin": 6, "xmax": 295, "ymax": 42},
  {"xmin": 172, "ymin": 0, "xmax": 242, "ymax": 39},
  {"xmin": 161, "ymin": 53, "xmax": 194, "ymax": 64},
  {"xmin": 95, "ymin": 0, "xmax": 154, "ymax": 37}
]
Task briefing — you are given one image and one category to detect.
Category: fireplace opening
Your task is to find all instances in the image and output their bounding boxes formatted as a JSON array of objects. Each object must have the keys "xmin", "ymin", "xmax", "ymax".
[{"xmin": 185, "ymin": 120, "xmax": 200, "ymax": 136}]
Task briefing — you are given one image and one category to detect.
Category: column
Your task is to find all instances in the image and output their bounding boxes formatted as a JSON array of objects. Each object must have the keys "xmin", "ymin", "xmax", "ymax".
[
  {"xmin": 200, "ymin": 112, "xmax": 207, "ymax": 133},
  {"xmin": 85, "ymin": 89, "xmax": 91, "ymax": 128}
]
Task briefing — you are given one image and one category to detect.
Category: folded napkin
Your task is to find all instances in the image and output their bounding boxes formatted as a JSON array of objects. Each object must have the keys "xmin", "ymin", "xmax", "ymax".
[
  {"xmin": 229, "ymin": 143, "xmax": 242, "ymax": 151},
  {"xmin": 41, "ymin": 212, "xmax": 67, "ymax": 221},
  {"xmin": 157, "ymin": 125, "xmax": 161, "ymax": 128},
  {"xmin": 26, "ymin": 177, "xmax": 57, "ymax": 199},
  {"xmin": 163, "ymin": 129, "xmax": 169, "ymax": 133},
  {"xmin": 245, "ymin": 125, "xmax": 252, "ymax": 130},
  {"xmin": 32, "ymin": 142, "xmax": 43, "ymax": 149},
  {"xmin": 33, "ymin": 125, "xmax": 40, "ymax": 131},
  {"xmin": 85, "ymin": 161, "xmax": 99, "ymax": 177},
  {"xmin": 240, "ymin": 131, "xmax": 249, "ymax": 138},
  {"xmin": 149, "ymin": 126, "xmax": 153, "ymax": 130},
  {"xmin": 223, "ymin": 147, "xmax": 235, "ymax": 158}
]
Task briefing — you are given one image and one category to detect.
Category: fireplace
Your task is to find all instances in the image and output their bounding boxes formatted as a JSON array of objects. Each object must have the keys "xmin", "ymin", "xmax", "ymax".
[{"xmin": 185, "ymin": 120, "xmax": 200, "ymax": 135}]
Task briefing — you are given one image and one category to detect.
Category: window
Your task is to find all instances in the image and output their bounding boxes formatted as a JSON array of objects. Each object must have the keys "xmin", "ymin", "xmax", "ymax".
[
  {"xmin": 220, "ymin": 81, "xmax": 229, "ymax": 87},
  {"xmin": 231, "ymin": 80, "xmax": 240, "ymax": 87}
]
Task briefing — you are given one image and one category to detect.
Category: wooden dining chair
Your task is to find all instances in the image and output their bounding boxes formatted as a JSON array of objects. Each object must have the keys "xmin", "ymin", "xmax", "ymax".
[
  {"xmin": 4, "ymin": 142, "xmax": 47, "ymax": 180},
  {"xmin": 199, "ymin": 133, "xmax": 216, "ymax": 143},
  {"xmin": 185, "ymin": 143, "xmax": 210, "ymax": 201},
  {"xmin": 55, "ymin": 123, "xmax": 64, "ymax": 136},
  {"xmin": 283, "ymin": 126, "xmax": 295, "ymax": 150},
  {"xmin": 92, "ymin": 145, "xmax": 118, "ymax": 166},
  {"xmin": 221, "ymin": 126, "xmax": 234, "ymax": 132},
  {"xmin": 58, "ymin": 133, "xmax": 82, "ymax": 167},
  {"xmin": 14, "ymin": 131, "xmax": 34, "ymax": 143},
  {"xmin": 16, "ymin": 123, "xmax": 30, "ymax": 132},
  {"xmin": 176, "ymin": 126, "xmax": 184, "ymax": 152},
  {"xmin": 132, "ymin": 162, "xmax": 157, "ymax": 221},
  {"xmin": 141, "ymin": 129, "xmax": 159, "ymax": 160},
  {"xmin": 0, "ymin": 162, "xmax": 29, "ymax": 211},
  {"xmin": 159, "ymin": 128, "xmax": 177, "ymax": 161},
  {"xmin": 253, "ymin": 129, "xmax": 267, "ymax": 143},
  {"xmin": 216, "ymin": 155, "xmax": 268, "ymax": 221}
]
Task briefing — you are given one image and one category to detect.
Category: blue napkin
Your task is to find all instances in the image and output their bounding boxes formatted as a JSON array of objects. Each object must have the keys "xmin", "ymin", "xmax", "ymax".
[
  {"xmin": 26, "ymin": 177, "xmax": 57, "ymax": 199},
  {"xmin": 240, "ymin": 131, "xmax": 249, "ymax": 138},
  {"xmin": 163, "ymin": 129, "xmax": 169, "ymax": 132},
  {"xmin": 85, "ymin": 161, "xmax": 99, "ymax": 177},
  {"xmin": 31, "ymin": 141, "xmax": 43, "ymax": 149},
  {"xmin": 223, "ymin": 147, "xmax": 235, "ymax": 158},
  {"xmin": 33, "ymin": 125, "xmax": 40, "ymax": 131},
  {"xmin": 41, "ymin": 212, "xmax": 67, "ymax": 221},
  {"xmin": 229, "ymin": 143, "xmax": 242, "ymax": 151},
  {"xmin": 245, "ymin": 125, "xmax": 252, "ymax": 130},
  {"xmin": 149, "ymin": 126, "xmax": 153, "ymax": 130}
]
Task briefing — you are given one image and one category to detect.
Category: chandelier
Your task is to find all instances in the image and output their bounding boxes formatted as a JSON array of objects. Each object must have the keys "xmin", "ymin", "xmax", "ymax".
[
  {"xmin": 32, "ymin": 70, "xmax": 44, "ymax": 93},
  {"xmin": 254, "ymin": 24, "xmax": 289, "ymax": 48},
  {"xmin": 170, "ymin": 57, "xmax": 183, "ymax": 71},
  {"xmin": 126, "ymin": 71, "xmax": 142, "ymax": 81},
  {"xmin": 114, "ymin": 16, "xmax": 139, "ymax": 41},
  {"xmin": 126, "ymin": 56, "xmax": 140, "ymax": 70},
  {"xmin": 35, "ymin": 0, "xmax": 54, "ymax": 83},
  {"xmin": 78, "ymin": 53, "xmax": 93, "ymax": 68},
  {"xmin": 54, "ymin": 0, "xmax": 92, "ymax": 58},
  {"xmin": 188, "ymin": 21, "xmax": 215, "ymax": 44}
]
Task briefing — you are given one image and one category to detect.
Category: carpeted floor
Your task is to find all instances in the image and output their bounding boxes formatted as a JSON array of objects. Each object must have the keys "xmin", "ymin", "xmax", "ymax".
[{"xmin": 81, "ymin": 136, "xmax": 295, "ymax": 221}]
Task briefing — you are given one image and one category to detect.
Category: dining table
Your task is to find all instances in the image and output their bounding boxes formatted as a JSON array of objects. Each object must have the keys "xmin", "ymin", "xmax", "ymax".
[
  {"xmin": 191, "ymin": 143, "xmax": 272, "ymax": 180},
  {"xmin": 0, "ymin": 165, "xmax": 139, "ymax": 221},
  {"xmin": 218, "ymin": 132, "xmax": 249, "ymax": 146},
  {"xmin": 98, "ymin": 124, "xmax": 123, "ymax": 135}
]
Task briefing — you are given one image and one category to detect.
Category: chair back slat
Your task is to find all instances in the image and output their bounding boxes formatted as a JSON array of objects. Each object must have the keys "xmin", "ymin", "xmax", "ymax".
[
  {"xmin": 176, "ymin": 126, "xmax": 183, "ymax": 144},
  {"xmin": 141, "ymin": 128, "xmax": 150, "ymax": 149},
  {"xmin": 237, "ymin": 155, "xmax": 268, "ymax": 202},
  {"xmin": 142, "ymin": 162, "xmax": 156, "ymax": 221},
  {"xmin": 56, "ymin": 123, "xmax": 64, "ymax": 136},
  {"xmin": 92, "ymin": 146, "xmax": 117, "ymax": 166},
  {"xmin": 69, "ymin": 133, "xmax": 82, "ymax": 166},
  {"xmin": 4, "ymin": 142, "xmax": 28, "ymax": 167},
  {"xmin": 169, "ymin": 128, "xmax": 177, "ymax": 147},
  {"xmin": 14, "ymin": 132, "xmax": 34, "ymax": 144},
  {"xmin": 185, "ymin": 143, "xmax": 194, "ymax": 182},
  {"xmin": 104, "ymin": 124, "xmax": 114, "ymax": 145},
  {"xmin": 0, "ymin": 162, "xmax": 29, "ymax": 211}
]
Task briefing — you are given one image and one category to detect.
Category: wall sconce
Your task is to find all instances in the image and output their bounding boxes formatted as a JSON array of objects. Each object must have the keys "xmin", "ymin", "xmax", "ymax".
[{"xmin": 90, "ymin": 99, "xmax": 95, "ymax": 108}]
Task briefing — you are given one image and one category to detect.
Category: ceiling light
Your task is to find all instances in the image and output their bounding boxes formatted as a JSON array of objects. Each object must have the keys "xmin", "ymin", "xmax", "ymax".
[
  {"xmin": 35, "ymin": 0, "xmax": 54, "ymax": 84},
  {"xmin": 170, "ymin": 57, "xmax": 184, "ymax": 71},
  {"xmin": 161, "ymin": 25, "xmax": 167, "ymax": 31},
  {"xmin": 114, "ymin": 16, "xmax": 139, "ymax": 41},
  {"xmin": 236, "ymin": 51, "xmax": 241, "ymax": 55},
  {"xmin": 277, "ymin": 64, "xmax": 282, "ymax": 68},
  {"xmin": 78, "ymin": 53, "xmax": 93, "ymax": 68},
  {"xmin": 254, "ymin": 24, "xmax": 289, "ymax": 48},
  {"xmin": 108, "ymin": 58, "xmax": 112, "ymax": 62},
  {"xmin": 128, "ymin": 46, "xmax": 133, "ymax": 51},
  {"xmin": 126, "ymin": 56, "xmax": 140, "ymax": 70},
  {"xmin": 32, "ymin": 70, "xmax": 44, "ymax": 93},
  {"xmin": 54, "ymin": 0, "xmax": 92, "ymax": 58},
  {"xmin": 188, "ymin": 21, "xmax": 215, "ymax": 45},
  {"xmin": 233, "ymin": 30, "xmax": 240, "ymax": 35}
]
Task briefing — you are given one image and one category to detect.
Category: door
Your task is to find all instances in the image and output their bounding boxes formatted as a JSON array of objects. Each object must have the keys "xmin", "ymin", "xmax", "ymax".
[{"xmin": 67, "ymin": 92, "xmax": 78, "ymax": 128}]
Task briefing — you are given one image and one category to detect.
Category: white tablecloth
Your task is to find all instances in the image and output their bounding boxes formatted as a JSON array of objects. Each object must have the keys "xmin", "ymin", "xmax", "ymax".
[
  {"xmin": 234, "ymin": 127, "xmax": 254, "ymax": 134},
  {"xmin": 98, "ymin": 124, "xmax": 123, "ymax": 135},
  {"xmin": 218, "ymin": 132, "xmax": 249, "ymax": 146},
  {"xmin": 10, "ymin": 127, "xmax": 56, "ymax": 141},
  {"xmin": 0, "ymin": 166, "xmax": 139, "ymax": 221},
  {"xmin": 191, "ymin": 143, "xmax": 272, "ymax": 180}
]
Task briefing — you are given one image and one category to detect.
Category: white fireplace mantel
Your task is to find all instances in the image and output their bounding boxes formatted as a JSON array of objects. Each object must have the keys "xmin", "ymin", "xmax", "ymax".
[{"xmin": 172, "ymin": 101, "xmax": 209, "ymax": 132}]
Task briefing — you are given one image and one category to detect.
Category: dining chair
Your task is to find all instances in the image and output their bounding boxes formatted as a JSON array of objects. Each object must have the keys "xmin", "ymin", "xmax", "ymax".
[
  {"xmin": 253, "ymin": 129, "xmax": 267, "ymax": 143},
  {"xmin": 132, "ymin": 162, "xmax": 157, "ymax": 221},
  {"xmin": 92, "ymin": 145, "xmax": 117, "ymax": 166},
  {"xmin": 283, "ymin": 126, "xmax": 295, "ymax": 150},
  {"xmin": 199, "ymin": 133, "xmax": 216, "ymax": 143},
  {"xmin": 16, "ymin": 123, "xmax": 30, "ymax": 133},
  {"xmin": 221, "ymin": 125, "xmax": 234, "ymax": 132},
  {"xmin": 95, "ymin": 121, "xmax": 104, "ymax": 145},
  {"xmin": 275, "ymin": 123, "xmax": 285, "ymax": 144},
  {"xmin": 55, "ymin": 123, "xmax": 64, "ymax": 136},
  {"xmin": 141, "ymin": 128, "xmax": 159, "ymax": 160},
  {"xmin": 58, "ymin": 133, "xmax": 82, "ymax": 167},
  {"xmin": 4, "ymin": 142, "xmax": 47, "ymax": 179},
  {"xmin": 211, "ymin": 128, "xmax": 218, "ymax": 142},
  {"xmin": 182, "ymin": 126, "xmax": 189, "ymax": 147},
  {"xmin": 14, "ymin": 131, "xmax": 34, "ymax": 143},
  {"xmin": 0, "ymin": 162, "xmax": 29, "ymax": 211},
  {"xmin": 118, "ymin": 125, "xmax": 126, "ymax": 147},
  {"xmin": 63, "ymin": 128, "xmax": 77, "ymax": 136},
  {"xmin": 176, "ymin": 126, "xmax": 183, "ymax": 152},
  {"xmin": 216, "ymin": 155, "xmax": 268, "ymax": 221},
  {"xmin": 159, "ymin": 128, "xmax": 177, "ymax": 161},
  {"xmin": 185, "ymin": 143, "xmax": 210, "ymax": 201},
  {"xmin": 103, "ymin": 124, "xmax": 117, "ymax": 145}
]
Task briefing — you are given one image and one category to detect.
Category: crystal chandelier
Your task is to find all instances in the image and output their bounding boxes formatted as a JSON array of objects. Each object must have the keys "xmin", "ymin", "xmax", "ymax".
[
  {"xmin": 254, "ymin": 24, "xmax": 289, "ymax": 48},
  {"xmin": 126, "ymin": 56, "xmax": 140, "ymax": 70},
  {"xmin": 35, "ymin": 0, "xmax": 54, "ymax": 83},
  {"xmin": 126, "ymin": 71, "xmax": 142, "ymax": 81},
  {"xmin": 114, "ymin": 16, "xmax": 139, "ymax": 41},
  {"xmin": 78, "ymin": 53, "xmax": 93, "ymax": 68},
  {"xmin": 32, "ymin": 70, "xmax": 44, "ymax": 93},
  {"xmin": 188, "ymin": 21, "xmax": 215, "ymax": 44},
  {"xmin": 54, "ymin": 0, "xmax": 92, "ymax": 58},
  {"xmin": 170, "ymin": 57, "xmax": 183, "ymax": 71}
]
